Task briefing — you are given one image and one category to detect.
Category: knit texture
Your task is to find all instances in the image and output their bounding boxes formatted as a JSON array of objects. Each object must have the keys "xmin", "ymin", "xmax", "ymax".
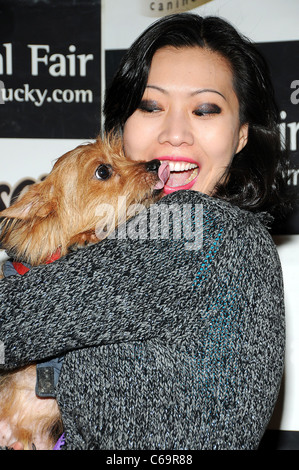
[{"xmin": 0, "ymin": 190, "xmax": 285, "ymax": 450}]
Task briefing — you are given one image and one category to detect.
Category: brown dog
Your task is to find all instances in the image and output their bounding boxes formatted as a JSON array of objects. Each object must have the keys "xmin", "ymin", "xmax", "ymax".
[{"xmin": 0, "ymin": 134, "xmax": 170, "ymax": 450}]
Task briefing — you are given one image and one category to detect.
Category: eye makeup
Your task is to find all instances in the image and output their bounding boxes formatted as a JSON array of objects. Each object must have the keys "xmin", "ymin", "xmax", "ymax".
[
  {"xmin": 138, "ymin": 99, "xmax": 222, "ymax": 116},
  {"xmin": 138, "ymin": 99, "xmax": 161, "ymax": 113},
  {"xmin": 193, "ymin": 103, "xmax": 222, "ymax": 116}
]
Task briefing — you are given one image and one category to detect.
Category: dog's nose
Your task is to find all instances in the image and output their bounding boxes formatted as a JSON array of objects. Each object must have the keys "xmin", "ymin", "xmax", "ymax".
[{"xmin": 145, "ymin": 159, "xmax": 160, "ymax": 173}]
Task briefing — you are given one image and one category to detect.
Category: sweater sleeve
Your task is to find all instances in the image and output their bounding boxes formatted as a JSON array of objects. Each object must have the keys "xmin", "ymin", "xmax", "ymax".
[{"xmin": 0, "ymin": 191, "xmax": 210, "ymax": 368}]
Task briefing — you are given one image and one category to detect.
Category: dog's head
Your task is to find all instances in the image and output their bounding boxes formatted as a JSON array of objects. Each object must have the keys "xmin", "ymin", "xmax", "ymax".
[{"xmin": 0, "ymin": 135, "xmax": 169, "ymax": 265}]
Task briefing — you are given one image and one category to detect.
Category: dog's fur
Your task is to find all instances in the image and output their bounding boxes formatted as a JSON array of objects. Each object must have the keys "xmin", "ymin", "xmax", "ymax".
[{"xmin": 0, "ymin": 135, "xmax": 165, "ymax": 449}]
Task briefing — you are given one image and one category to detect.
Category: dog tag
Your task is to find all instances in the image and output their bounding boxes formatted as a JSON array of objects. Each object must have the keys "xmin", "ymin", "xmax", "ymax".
[{"xmin": 36, "ymin": 366, "xmax": 56, "ymax": 397}]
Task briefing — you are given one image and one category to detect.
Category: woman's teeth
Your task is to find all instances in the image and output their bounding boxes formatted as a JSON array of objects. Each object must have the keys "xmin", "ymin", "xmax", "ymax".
[
  {"xmin": 185, "ymin": 167, "xmax": 199, "ymax": 184},
  {"xmin": 167, "ymin": 161, "xmax": 198, "ymax": 172},
  {"xmin": 160, "ymin": 160, "xmax": 199, "ymax": 188}
]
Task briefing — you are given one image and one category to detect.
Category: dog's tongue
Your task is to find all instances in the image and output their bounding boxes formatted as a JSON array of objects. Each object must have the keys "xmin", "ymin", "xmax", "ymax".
[{"xmin": 154, "ymin": 162, "xmax": 170, "ymax": 189}]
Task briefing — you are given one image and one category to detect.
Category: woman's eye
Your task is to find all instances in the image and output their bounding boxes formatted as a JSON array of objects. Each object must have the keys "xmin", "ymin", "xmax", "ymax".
[
  {"xmin": 138, "ymin": 100, "xmax": 161, "ymax": 113},
  {"xmin": 193, "ymin": 104, "xmax": 221, "ymax": 116}
]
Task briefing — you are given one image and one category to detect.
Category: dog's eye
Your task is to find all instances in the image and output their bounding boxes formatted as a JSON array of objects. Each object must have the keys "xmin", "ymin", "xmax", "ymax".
[{"xmin": 95, "ymin": 164, "xmax": 113, "ymax": 180}]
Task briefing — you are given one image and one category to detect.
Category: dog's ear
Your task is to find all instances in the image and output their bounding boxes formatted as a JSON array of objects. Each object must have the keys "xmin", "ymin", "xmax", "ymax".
[{"xmin": 0, "ymin": 182, "xmax": 57, "ymax": 220}]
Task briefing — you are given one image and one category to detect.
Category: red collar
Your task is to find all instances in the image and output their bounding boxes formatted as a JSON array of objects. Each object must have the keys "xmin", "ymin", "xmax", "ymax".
[
  {"xmin": 12, "ymin": 261, "xmax": 30, "ymax": 275},
  {"xmin": 13, "ymin": 248, "xmax": 61, "ymax": 275}
]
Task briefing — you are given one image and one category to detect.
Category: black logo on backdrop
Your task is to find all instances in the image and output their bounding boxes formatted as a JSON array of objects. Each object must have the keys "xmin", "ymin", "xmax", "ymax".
[
  {"xmin": 0, "ymin": 1, "xmax": 101, "ymax": 139},
  {"xmin": 0, "ymin": 176, "xmax": 47, "ymax": 213},
  {"xmin": 257, "ymin": 41, "xmax": 299, "ymax": 234}
]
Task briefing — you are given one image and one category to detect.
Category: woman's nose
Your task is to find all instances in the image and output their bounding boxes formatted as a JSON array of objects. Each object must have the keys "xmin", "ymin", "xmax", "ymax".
[{"xmin": 158, "ymin": 109, "xmax": 194, "ymax": 147}]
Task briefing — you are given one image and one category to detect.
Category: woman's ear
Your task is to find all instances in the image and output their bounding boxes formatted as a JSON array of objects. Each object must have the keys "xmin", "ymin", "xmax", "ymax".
[{"xmin": 236, "ymin": 123, "xmax": 249, "ymax": 154}]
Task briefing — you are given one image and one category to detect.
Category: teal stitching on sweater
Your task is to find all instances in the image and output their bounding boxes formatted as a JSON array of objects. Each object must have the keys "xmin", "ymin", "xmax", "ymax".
[{"xmin": 192, "ymin": 227, "xmax": 224, "ymax": 289}]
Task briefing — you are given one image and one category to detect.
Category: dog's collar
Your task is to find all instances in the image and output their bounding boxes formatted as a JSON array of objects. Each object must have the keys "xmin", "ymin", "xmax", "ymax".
[
  {"xmin": 12, "ymin": 248, "xmax": 61, "ymax": 275},
  {"xmin": 12, "ymin": 261, "xmax": 30, "ymax": 275},
  {"xmin": 45, "ymin": 248, "xmax": 61, "ymax": 264}
]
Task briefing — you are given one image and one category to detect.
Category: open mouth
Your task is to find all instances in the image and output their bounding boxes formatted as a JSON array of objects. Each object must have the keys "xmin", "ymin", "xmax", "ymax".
[{"xmin": 159, "ymin": 157, "xmax": 199, "ymax": 195}]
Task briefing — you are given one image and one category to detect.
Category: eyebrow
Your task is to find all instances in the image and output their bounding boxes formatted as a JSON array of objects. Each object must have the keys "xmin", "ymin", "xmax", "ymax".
[
  {"xmin": 146, "ymin": 85, "xmax": 226, "ymax": 101},
  {"xmin": 192, "ymin": 88, "xmax": 227, "ymax": 101}
]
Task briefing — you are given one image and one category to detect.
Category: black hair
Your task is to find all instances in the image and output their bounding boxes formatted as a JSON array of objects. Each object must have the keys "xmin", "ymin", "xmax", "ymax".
[{"xmin": 103, "ymin": 13, "xmax": 292, "ymax": 218}]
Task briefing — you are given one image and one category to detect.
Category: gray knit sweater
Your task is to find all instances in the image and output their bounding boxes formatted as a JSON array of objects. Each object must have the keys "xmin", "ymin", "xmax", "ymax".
[{"xmin": 0, "ymin": 191, "xmax": 285, "ymax": 450}]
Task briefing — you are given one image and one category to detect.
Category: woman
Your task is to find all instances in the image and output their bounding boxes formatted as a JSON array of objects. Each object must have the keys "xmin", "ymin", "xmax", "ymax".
[{"xmin": 0, "ymin": 13, "xmax": 290, "ymax": 450}]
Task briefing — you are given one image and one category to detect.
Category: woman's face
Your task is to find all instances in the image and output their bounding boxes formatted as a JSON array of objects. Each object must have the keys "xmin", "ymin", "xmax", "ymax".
[{"xmin": 123, "ymin": 46, "xmax": 248, "ymax": 195}]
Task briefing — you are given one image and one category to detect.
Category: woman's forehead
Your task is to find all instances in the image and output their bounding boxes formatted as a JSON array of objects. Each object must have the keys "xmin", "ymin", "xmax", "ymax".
[{"xmin": 146, "ymin": 46, "xmax": 237, "ymax": 103}]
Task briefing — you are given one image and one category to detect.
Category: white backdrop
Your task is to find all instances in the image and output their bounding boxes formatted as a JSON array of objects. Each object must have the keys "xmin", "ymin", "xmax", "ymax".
[{"xmin": 1, "ymin": 0, "xmax": 299, "ymax": 435}]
